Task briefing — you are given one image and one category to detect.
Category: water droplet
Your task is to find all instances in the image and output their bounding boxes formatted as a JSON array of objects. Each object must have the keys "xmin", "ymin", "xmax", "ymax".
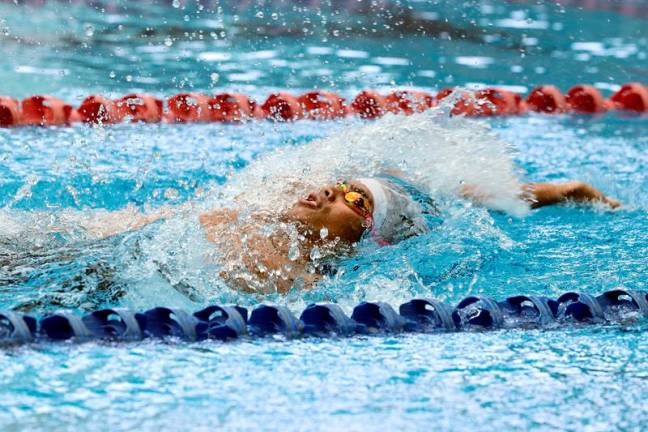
[
  {"xmin": 172, "ymin": 0, "xmax": 181, "ymax": 8},
  {"xmin": 271, "ymin": 12, "xmax": 279, "ymax": 20},
  {"xmin": 309, "ymin": 246, "xmax": 321, "ymax": 260},
  {"xmin": 84, "ymin": 24, "xmax": 94, "ymax": 37},
  {"xmin": 288, "ymin": 244, "xmax": 300, "ymax": 261},
  {"xmin": 210, "ymin": 72, "xmax": 220, "ymax": 82},
  {"xmin": 255, "ymin": 11, "xmax": 264, "ymax": 18},
  {"xmin": 109, "ymin": 71, "xmax": 116, "ymax": 79},
  {"xmin": 125, "ymin": 75, "xmax": 133, "ymax": 82},
  {"xmin": 164, "ymin": 36, "xmax": 173, "ymax": 47},
  {"xmin": 319, "ymin": 227, "xmax": 328, "ymax": 239}
]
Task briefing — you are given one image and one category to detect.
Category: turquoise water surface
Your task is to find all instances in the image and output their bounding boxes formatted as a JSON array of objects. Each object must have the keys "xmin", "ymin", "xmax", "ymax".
[{"xmin": 0, "ymin": 1, "xmax": 647, "ymax": 431}]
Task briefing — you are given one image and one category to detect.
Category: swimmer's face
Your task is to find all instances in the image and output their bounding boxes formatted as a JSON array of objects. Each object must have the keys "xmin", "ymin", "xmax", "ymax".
[{"xmin": 286, "ymin": 180, "xmax": 374, "ymax": 243}]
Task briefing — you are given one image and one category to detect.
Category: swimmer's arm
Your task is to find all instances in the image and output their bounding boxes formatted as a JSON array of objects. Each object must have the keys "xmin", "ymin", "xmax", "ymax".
[
  {"xmin": 522, "ymin": 181, "xmax": 620, "ymax": 209},
  {"xmin": 78, "ymin": 204, "xmax": 177, "ymax": 239},
  {"xmin": 75, "ymin": 202, "xmax": 236, "ymax": 240},
  {"xmin": 460, "ymin": 181, "xmax": 620, "ymax": 209},
  {"xmin": 80, "ymin": 202, "xmax": 201, "ymax": 239}
]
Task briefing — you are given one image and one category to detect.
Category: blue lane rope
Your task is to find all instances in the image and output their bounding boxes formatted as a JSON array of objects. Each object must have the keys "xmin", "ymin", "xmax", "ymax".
[{"xmin": 0, "ymin": 289, "xmax": 646, "ymax": 345}]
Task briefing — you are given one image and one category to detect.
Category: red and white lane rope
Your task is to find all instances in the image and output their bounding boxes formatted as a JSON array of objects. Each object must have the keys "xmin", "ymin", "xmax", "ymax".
[{"xmin": 0, "ymin": 83, "xmax": 646, "ymax": 128}]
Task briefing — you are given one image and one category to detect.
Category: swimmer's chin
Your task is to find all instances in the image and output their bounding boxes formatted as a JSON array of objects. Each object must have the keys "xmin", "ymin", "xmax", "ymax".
[
  {"xmin": 282, "ymin": 206, "xmax": 335, "ymax": 242},
  {"xmin": 281, "ymin": 206, "xmax": 315, "ymax": 231},
  {"xmin": 285, "ymin": 201, "xmax": 316, "ymax": 221}
]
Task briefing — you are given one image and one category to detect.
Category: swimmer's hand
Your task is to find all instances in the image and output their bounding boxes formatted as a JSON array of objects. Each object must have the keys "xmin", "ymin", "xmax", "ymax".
[{"xmin": 522, "ymin": 181, "xmax": 621, "ymax": 209}]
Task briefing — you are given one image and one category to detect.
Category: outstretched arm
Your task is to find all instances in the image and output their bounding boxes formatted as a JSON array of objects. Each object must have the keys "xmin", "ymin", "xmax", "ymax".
[
  {"xmin": 78, "ymin": 201, "xmax": 241, "ymax": 240},
  {"xmin": 522, "ymin": 181, "xmax": 620, "ymax": 209},
  {"xmin": 460, "ymin": 181, "xmax": 620, "ymax": 209},
  {"xmin": 79, "ymin": 204, "xmax": 182, "ymax": 239}
]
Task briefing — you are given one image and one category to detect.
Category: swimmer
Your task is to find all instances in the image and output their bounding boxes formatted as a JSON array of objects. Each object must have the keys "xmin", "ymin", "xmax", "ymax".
[{"xmin": 87, "ymin": 177, "xmax": 619, "ymax": 293}]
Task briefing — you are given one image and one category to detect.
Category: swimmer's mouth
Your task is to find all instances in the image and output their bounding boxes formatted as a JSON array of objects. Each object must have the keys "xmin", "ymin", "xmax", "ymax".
[{"xmin": 299, "ymin": 192, "xmax": 319, "ymax": 209}]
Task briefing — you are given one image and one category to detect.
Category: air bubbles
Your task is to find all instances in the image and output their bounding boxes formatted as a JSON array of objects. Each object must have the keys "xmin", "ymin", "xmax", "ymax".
[
  {"xmin": 255, "ymin": 11, "xmax": 264, "ymax": 19},
  {"xmin": 0, "ymin": 18, "xmax": 9, "ymax": 37},
  {"xmin": 172, "ymin": 0, "xmax": 181, "ymax": 8},
  {"xmin": 319, "ymin": 227, "xmax": 329, "ymax": 239},
  {"xmin": 288, "ymin": 244, "xmax": 300, "ymax": 261},
  {"xmin": 210, "ymin": 72, "xmax": 220, "ymax": 83},
  {"xmin": 164, "ymin": 36, "xmax": 173, "ymax": 47},
  {"xmin": 309, "ymin": 246, "xmax": 322, "ymax": 261},
  {"xmin": 84, "ymin": 24, "xmax": 94, "ymax": 37}
]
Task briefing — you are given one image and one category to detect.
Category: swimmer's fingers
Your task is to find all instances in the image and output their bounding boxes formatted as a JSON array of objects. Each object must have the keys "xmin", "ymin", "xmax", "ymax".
[
  {"xmin": 602, "ymin": 196, "xmax": 621, "ymax": 209},
  {"xmin": 566, "ymin": 182, "xmax": 621, "ymax": 209}
]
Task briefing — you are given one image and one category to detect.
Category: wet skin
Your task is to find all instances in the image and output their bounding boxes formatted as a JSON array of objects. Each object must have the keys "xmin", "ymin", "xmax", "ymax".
[{"xmin": 285, "ymin": 180, "xmax": 374, "ymax": 243}]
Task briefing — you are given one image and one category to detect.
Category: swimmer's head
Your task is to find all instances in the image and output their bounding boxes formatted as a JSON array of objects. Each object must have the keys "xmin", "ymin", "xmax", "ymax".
[
  {"xmin": 286, "ymin": 180, "xmax": 373, "ymax": 243},
  {"xmin": 286, "ymin": 177, "xmax": 428, "ymax": 244}
]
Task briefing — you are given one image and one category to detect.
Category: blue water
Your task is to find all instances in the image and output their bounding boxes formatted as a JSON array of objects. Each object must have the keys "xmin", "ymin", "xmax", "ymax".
[{"xmin": 1, "ymin": 1, "xmax": 647, "ymax": 430}]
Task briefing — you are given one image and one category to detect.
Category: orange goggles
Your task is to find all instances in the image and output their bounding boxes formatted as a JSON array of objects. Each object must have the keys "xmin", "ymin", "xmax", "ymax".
[{"xmin": 336, "ymin": 181, "xmax": 372, "ymax": 219}]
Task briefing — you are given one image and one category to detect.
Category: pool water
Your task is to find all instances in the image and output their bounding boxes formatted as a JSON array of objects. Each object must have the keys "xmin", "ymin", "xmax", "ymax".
[{"xmin": 1, "ymin": 1, "xmax": 647, "ymax": 430}]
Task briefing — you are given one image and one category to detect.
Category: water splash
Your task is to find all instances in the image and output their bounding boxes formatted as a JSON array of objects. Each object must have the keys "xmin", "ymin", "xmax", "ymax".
[
  {"xmin": 210, "ymin": 107, "xmax": 528, "ymax": 217},
  {"xmin": 115, "ymin": 109, "xmax": 526, "ymax": 310}
]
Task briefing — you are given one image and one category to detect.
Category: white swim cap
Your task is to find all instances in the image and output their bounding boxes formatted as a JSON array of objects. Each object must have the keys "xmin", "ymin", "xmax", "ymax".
[{"xmin": 357, "ymin": 178, "xmax": 429, "ymax": 244}]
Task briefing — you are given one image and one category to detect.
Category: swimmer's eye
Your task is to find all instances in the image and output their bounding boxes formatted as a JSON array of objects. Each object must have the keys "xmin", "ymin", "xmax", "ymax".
[
  {"xmin": 343, "ymin": 191, "xmax": 371, "ymax": 216},
  {"xmin": 336, "ymin": 180, "xmax": 372, "ymax": 216},
  {"xmin": 344, "ymin": 191, "xmax": 362, "ymax": 204}
]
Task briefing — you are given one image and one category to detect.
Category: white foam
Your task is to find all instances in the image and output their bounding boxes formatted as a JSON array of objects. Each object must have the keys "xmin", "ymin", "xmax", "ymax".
[{"xmin": 209, "ymin": 106, "xmax": 529, "ymax": 218}]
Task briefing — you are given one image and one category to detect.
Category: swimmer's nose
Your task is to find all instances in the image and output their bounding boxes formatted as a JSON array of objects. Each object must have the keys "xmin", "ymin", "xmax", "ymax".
[{"xmin": 322, "ymin": 186, "xmax": 336, "ymax": 202}]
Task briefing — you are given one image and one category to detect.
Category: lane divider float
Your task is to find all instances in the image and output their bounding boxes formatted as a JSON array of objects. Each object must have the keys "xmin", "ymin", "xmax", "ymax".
[
  {"xmin": 0, "ymin": 289, "xmax": 646, "ymax": 345},
  {"xmin": 0, "ymin": 83, "xmax": 646, "ymax": 128}
]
